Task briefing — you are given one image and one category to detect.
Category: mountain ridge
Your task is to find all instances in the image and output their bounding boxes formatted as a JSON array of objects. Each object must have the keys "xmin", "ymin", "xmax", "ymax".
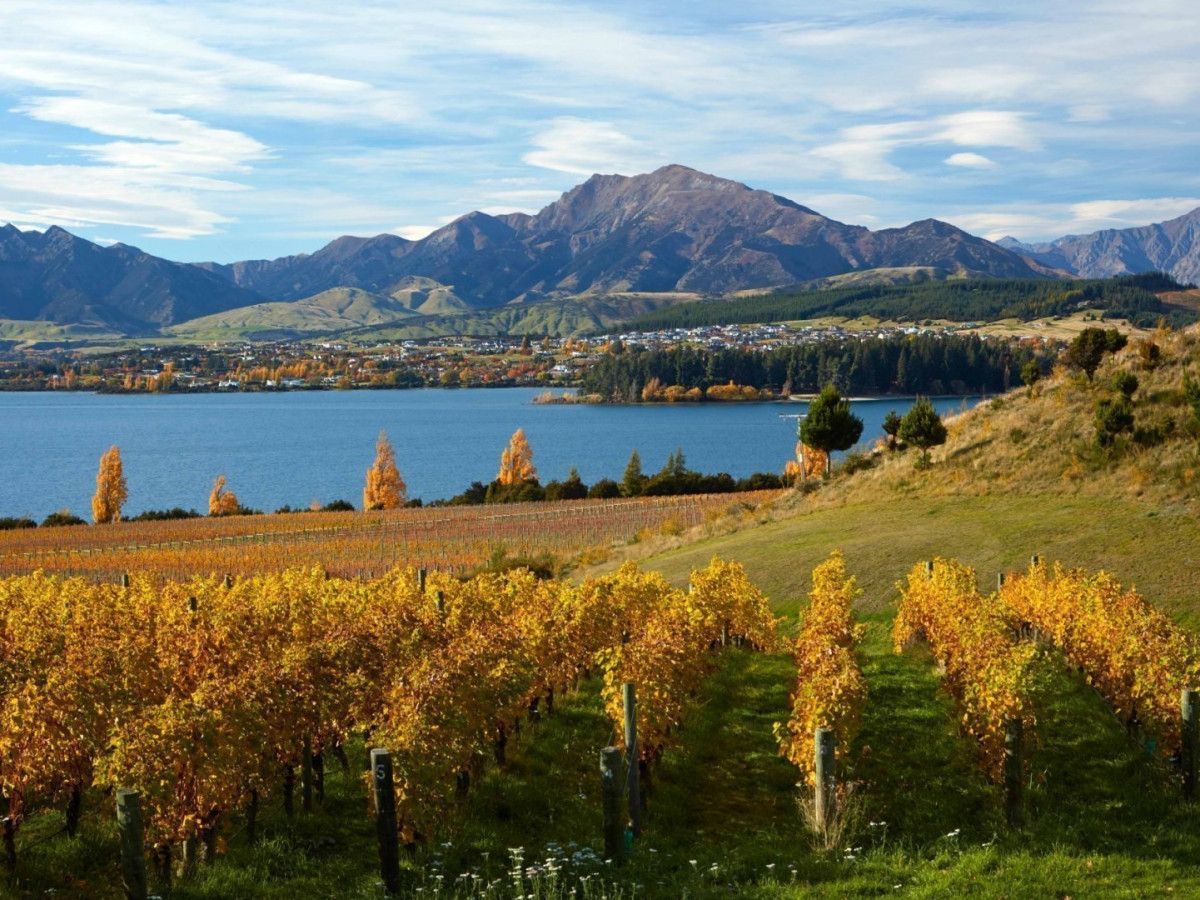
[
  {"xmin": 1001, "ymin": 207, "xmax": 1200, "ymax": 285},
  {"xmin": 0, "ymin": 164, "xmax": 1079, "ymax": 335}
]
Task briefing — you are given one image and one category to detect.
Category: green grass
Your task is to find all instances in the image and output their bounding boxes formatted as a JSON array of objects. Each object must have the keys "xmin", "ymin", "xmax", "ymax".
[{"xmin": 6, "ymin": 489, "xmax": 1200, "ymax": 896}]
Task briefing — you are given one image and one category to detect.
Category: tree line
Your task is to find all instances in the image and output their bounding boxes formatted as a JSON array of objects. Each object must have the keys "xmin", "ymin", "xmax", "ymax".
[
  {"xmin": 580, "ymin": 333, "xmax": 1043, "ymax": 401},
  {"xmin": 627, "ymin": 273, "xmax": 1194, "ymax": 331}
]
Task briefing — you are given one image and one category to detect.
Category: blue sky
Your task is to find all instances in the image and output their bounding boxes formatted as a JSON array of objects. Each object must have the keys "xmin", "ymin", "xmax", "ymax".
[{"xmin": 1, "ymin": 0, "xmax": 1197, "ymax": 262}]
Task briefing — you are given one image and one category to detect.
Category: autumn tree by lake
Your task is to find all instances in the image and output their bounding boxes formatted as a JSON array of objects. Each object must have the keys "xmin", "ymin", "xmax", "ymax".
[
  {"xmin": 363, "ymin": 430, "xmax": 407, "ymax": 511},
  {"xmin": 497, "ymin": 428, "xmax": 537, "ymax": 485},
  {"xmin": 91, "ymin": 446, "xmax": 128, "ymax": 524},
  {"xmin": 208, "ymin": 475, "xmax": 240, "ymax": 517}
]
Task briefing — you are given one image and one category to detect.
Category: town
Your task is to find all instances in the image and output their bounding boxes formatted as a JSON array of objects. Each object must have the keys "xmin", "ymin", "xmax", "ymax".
[{"xmin": 0, "ymin": 319, "xmax": 1020, "ymax": 393}]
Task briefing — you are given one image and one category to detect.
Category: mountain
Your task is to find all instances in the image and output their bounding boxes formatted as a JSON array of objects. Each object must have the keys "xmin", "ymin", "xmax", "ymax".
[
  {"xmin": 1, "ymin": 165, "xmax": 1054, "ymax": 335},
  {"xmin": 1001, "ymin": 208, "xmax": 1200, "ymax": 285},
  {"xmin": 0, "ymin": 224, "xmax": 262, "ymax": 333},
  {"xmin": 199, "ymin": 165, "xmax": 1049, "ymax": 307}
]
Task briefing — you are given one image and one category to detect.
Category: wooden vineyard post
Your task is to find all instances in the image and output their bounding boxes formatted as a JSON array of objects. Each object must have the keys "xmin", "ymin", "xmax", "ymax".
[
  {"xmin": 1030, "ymin": 554, "xmax": 1040, "ymax": 567},
  {"xmin": 600, "ymin": 747, "xmax": 625, "ymax": 863},
  {"xmin": 1004, "ymin": 718, "xmax": 1023, "ymax": 827},
  {"xmin": 623, "ymin": 682, "xmax": 641, "ymax": 837},
  {"xmin": 116, "ymin": 789, "xmax": 147, "ymax": 900},
  {"xmin": 120, "ymin": 572, "xmax": 130, "ymax": 588},
  {"xmin": 301, "ymin": 736, "xmax": 315, "ymax": 813},
  {"xmin": 814, "ymin": 727, "xmax": 836, "ymax": 832},
  {"xmin": 1183, "ymin": 689, "xmax": 1198, "ymax": 800},
  {"xmin": 417, "ymin": 567, "xmax": 427, "ymax": 594},
  {"xmin": 996, "ymin": 571, "xmax": 1005, "ymax": 591},
  {"xmin": 924, "ymin": 559, "xmax": 934, "ymax": 577},
  {"xmin": 369, "ymin": 749, "xmax": 401, "ymax": 895}
]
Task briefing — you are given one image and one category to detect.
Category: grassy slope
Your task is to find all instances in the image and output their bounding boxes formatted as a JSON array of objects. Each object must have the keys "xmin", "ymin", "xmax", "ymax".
[
  {"xmin": 165, "ymin": 288, "xmax": 422, "ymax": 341},
  {"xmin": 9, "ymin": 333, "xmax": 1200, "ymax": 897}
]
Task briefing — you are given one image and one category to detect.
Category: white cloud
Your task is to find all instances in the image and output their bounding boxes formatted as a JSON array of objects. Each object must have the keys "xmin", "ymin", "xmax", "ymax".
[
  {"xmin": 944, "ymin": 152, "xmax": 996, "ymax": 169},
  {"xmin": 523, "ymin": 118, "xmax": 658, "ymax": 176},
  {"xmin": 813, "ymin": 111, "xmax": 1033, "ymax": 181}
]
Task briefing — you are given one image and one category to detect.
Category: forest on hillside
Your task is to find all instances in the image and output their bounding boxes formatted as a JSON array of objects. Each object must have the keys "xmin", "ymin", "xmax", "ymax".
[
  {"xmin": 628, "ymin": 273, "xmax": 1194, "ymax": 331},
  {"xmin": 580, "ymin": 332, "xmax": 1041, "ymax": 400}
]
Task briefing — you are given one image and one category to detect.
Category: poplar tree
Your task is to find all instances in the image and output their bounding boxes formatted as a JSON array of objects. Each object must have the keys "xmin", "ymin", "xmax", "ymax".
[
  {"xmin": 208, "ymin": 475, "xmax": 240, "ymax": 516},
  {"xmin": 91, "ymin": 446, "xmax": 128, "ymax": 524},
  {"xmin": 363, "ymin": 431, "xmax": 407, "ymax": 510},
  {"xmin": 497, "ymin": 428, "xmax": 537, "ymax": 485}
]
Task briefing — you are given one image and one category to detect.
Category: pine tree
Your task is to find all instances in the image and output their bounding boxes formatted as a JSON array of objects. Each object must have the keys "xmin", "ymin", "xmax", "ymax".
[
  {"xmin": 799, "ymin": 385, "xmax": 864, "ymax": 475},
  {"xmin": 497, "ymin": 428, "xmax": 537, "ymax": 485},
  {"xmin": 363, "ymin": 431, "xmax": 407, "ymax": 510},
  {"xmin": 898, "ymin": 396, "xmax": 948, "ymax": 465},
  {"xmin": 622, "ymin": 449, "xmax": 645, "ymax": 496},
  {"xmin": 91, "ymin": 446, "xmax": 128, "ymax": 524},
  {"xmin": 882, "ymin": 410, "xmax": 903, "ymax": 451}
]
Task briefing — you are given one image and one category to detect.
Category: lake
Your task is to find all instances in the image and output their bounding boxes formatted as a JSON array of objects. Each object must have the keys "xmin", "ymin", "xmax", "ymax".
[{"xmin": 0, "ymin": 390, "xmax": 980, "ymax": 518}]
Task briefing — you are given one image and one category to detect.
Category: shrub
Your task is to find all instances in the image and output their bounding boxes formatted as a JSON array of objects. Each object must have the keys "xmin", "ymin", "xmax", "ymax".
[
  {"xmin": 42, "ymin": 510, "xmax": 86, "ymax": 527},
  {"xmin": 1133, "ymin": 415, "xmax": 1175, "ymax": 448},
  {"xmin": 0, "ymin": 517, "xmax": 37, "ymax": 531},
  {"xmin": 1009, "ymin": 427, "xmax": 1027, "ymax": 444},
  {"xmin": 129, "ymin": 507, "xmax": 201, "ymax": 522},
  {"xmin": 544, "ymin": 468, "xmax": 589, "ymax": 501},
  {"xmin": 1020, "ymin": 359, "xmax": 1042, "ymax": 387},
  {"xmin": 587, "ymin": 479, "xmax": 622, "ymax": 499},
  {"xmin": 1110, "ymin": 371, "xmax": 1138, "ymax": 398},
  {"xmin": 735, "ymin": 472, "xmax": 785, "ymax": 490},
  {"xmin": 1136, "ymin": 339, "xmax": 1162, "ymax": 369},
  {"xmin": 321, "ymin": 499, "xmax": 355, "ymax": 512},
  {"xmin": 840, "ymin": 451, "xmax": 875, "ymax": 475},
  {"xmin": 1095, "ymin": 395, "xmax": 1134, "ymax": 447}
]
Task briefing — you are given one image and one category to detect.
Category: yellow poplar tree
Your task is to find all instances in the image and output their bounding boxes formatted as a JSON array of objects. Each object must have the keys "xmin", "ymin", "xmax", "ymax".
[
  {"xmin": 91, "ymin": 446, "xmax": 128, "ymax": 524},
  {"xmin": 208, "ymin": 475, "xmax": 240, "ymax": 516},
  {"xmin": 363, "ymin": 430, "xmax": 407, "ymax": 511},
  {"xmin": 497, "ymin": 428, "xmax": 537, "ymax": 485}
]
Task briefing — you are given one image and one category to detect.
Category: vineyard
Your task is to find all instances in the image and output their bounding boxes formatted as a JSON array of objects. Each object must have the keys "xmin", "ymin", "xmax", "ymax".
[
  {"xmin": 2, "ymin": 542, "xmax": 1199, "ymax": 897},
  {"xmin": 0, "ymin": 492, "xmax": 779, "ymax": 581}
]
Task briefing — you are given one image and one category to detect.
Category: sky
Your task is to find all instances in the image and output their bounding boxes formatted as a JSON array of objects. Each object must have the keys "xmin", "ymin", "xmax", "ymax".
[{"xmin": 0, "ymin": 0, "xmax": 1198, "ymax": 263}]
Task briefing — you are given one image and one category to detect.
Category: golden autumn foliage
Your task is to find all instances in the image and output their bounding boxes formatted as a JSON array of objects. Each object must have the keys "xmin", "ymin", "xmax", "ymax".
[
  {"xmin": 208, "ymin": 475, "xmax": 240, "ymax": 517},
  {"xmin": 775, "ymin": 551, "xmax": 866, "ymax": 786},
  {"xmin": 0, "ymin": 558, "xmax": 768, "ymax": 851},
  {"xmin": 597, "ymin": 558, "xmax": 779, "ymax": 765},
  {"xmin": 1001, "ymin": 560, "xmax": 1200, "ymax": 753},
  {"xmin": 496, "ymin": 427, "xmax": 537, "ymax": 485},
  {"xmin": 894, "ymin": 558, "xmax": 1037, "ymax": 782},
  {"xmin": 91, "ymin": 445, "xmax": 128, "ymax": 524},
  {"xmin": 363, "ymin": 430, "xmax": 407, "ymax": 511},
  {"xmin": 799, "ymin": 441, "xmax": 828, "ymax": 480}
]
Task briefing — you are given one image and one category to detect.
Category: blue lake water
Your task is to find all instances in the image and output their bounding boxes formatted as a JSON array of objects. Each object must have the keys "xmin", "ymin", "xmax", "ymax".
[{"xmin": 0, "ymin": 390, "xmax": 980, "ymax": 518}]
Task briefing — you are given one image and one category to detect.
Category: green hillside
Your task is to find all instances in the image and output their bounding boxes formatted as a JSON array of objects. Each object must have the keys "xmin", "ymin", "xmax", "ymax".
[
  {"xmin": 630, "ymin": 273, "xmax": 1196, "ymax": 331},
  {"xmin": 165, "ymin": 287, "xmax": 421, "ymax": 340}
]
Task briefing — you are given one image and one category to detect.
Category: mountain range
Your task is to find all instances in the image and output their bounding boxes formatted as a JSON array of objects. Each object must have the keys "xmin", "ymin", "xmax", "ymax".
[
  {"xmin": 998, "ymin": 207, "xmax": 1200, "ymax": 286},
  {"xmin": 1, "ymin": 165, "xmax": 1197, "ymax": 338}
]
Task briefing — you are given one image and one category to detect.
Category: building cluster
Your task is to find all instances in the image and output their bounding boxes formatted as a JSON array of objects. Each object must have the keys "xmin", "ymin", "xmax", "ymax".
[{"xmin": 0, "ymin": 319, "xmax": 1014, "ymax": 394}]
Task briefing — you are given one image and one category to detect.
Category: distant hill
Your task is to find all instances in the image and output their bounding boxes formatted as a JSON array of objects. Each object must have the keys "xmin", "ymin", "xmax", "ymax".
[
  {"xmin": 166, "ymin": 287, "xmax": 422, "ymax": 341},
  {"xmin": 1000, "ymin": 207, "xmax": 1200, "ymax": 285},
  {"xmin": 627, "ymin": 273, "xmax": 1195, "ymax": 331},
  {"xmin": 0, "ymin": 224, "xmax": 261, "ymax": 334}
]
